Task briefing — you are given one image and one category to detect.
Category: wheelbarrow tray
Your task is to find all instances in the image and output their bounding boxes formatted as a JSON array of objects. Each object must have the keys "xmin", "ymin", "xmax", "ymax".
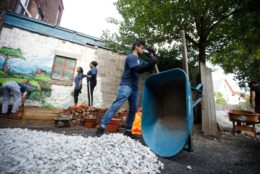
[{"xmin": 142, "ymin": 68, "xmax": 194, "ymax": 157}]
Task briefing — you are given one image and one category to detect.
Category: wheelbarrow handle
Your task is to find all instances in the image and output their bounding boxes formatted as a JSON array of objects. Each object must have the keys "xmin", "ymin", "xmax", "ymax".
[
  {"xmin": 192, "ymin": 83, "xmax": 203, "ymax": 108},
  {"xmin": 191, "ymin": 83, "xmax": 203, "ymax": 93}
]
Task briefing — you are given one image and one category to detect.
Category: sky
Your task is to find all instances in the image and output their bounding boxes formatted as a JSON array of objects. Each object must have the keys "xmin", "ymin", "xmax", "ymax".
[{"xmin": 60, "ymin": 0, "xmax": 120, "ymax": 38}]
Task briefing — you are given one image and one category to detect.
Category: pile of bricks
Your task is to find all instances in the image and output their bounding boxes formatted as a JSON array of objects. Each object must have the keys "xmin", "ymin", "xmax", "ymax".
[{"xmin": 56, "ymin": 104, "xmax": 128, "ymax": 127}]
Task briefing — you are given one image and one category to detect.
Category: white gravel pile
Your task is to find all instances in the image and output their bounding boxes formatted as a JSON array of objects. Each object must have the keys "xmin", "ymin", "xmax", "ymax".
[{"xmin": 0, "ymin": 128, "xmax": 164, "ymax": 174}]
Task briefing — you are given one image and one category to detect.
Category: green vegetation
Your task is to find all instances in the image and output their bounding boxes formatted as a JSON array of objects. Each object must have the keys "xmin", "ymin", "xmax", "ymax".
[
  {"xmin": 41, "ymin": 102, "xmax": 55, "ymax": 109},
  {"xmin": 214, "ymin": 92, "xmax": 227, "ymax": 105},
  {"xmin": 0, "ymin": 47, "xmax": 24, "ymax": 58},
  {"xmin": 0, "ymin": 70, "xmax": 52, "ymax": 101},
  {"xmin": 103, "ymin": 0, "xmax": 259, "ymax": 86}
]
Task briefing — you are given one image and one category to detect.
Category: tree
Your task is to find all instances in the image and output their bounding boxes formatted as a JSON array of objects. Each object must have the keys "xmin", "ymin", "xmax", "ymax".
[
  {"xmin": 0, "ymin": 47, "xmax": 24, "ymax": 75},
  {"xmin": 104, "ymin": 0, "xmax": 249, "ymax": 63},
  {"xmin": 102, "ymin": 0, "xmax": 259, "ymax": 84},
  {"xmin": 210, "ymin": 0, "xmax": 260, "ymax": 87}
]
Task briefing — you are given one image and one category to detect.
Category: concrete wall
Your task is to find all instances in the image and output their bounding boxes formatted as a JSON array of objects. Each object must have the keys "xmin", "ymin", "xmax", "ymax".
[{"xmin": 0, "ymin": 26, "xmax": 136, "ymax": 108}]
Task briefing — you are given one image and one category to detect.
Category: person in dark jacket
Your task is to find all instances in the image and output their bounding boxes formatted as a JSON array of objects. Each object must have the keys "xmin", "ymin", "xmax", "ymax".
[
  {"xmin": 249, "ymin": 81, "xmax": 260, "ymax": 113},
  {"xmin": 96, "ymin": 40, "xmax": 158, "ymax": 137},
  {"xmin": 87, "ymin": 61, "xmax": 98, "ymax": 106},
  {"xmin": 74, "ymin": 66, "xmax": 84, "ymax": 106}
]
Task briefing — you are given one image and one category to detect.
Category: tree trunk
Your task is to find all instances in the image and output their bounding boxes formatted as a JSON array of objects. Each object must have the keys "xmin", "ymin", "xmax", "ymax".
[
  {"xmin": 3, "ymin": 55, "xmax": 8, "ymax": 75},
  {"xmin": 198, "ymin": 41, "xmax": 206, "ymax": 64}
]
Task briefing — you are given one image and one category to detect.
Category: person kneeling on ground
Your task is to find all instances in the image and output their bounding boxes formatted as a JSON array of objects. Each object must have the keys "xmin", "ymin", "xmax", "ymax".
[
  {"xmin": 0, "ymin": 80, "xmax": 32, "ymax": 117},
  {"xmin": 96, "ymin": 40, "xmax": 158, "ymax": 137}
]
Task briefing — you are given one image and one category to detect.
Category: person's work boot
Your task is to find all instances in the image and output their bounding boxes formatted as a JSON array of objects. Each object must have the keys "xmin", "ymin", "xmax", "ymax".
[
  {"xmin": 123, "ymin": 130, "xmax": 133, "ymax": 137},
  {"xmin": 96, "ymin": 126, "xmax": 105, "ymax": 137},
  {"xmin": 0, "ymin": 113, "xmax": 8, "ymax": 118}
]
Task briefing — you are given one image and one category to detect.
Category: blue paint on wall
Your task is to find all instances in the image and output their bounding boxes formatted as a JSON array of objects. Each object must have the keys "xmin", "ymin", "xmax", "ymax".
[
  {"xmin": 7, "ymin": 56, "xmax": 53, "ymax": 76},
  {"xmin": 0, "ymin": 55, "xmax": 4, "ymax": 70}
]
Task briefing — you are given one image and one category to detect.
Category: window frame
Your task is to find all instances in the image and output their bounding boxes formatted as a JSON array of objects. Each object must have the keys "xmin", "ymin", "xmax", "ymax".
[{"xmin": 51, "ymin": 55, "xmax": 77, "ymax": 86}]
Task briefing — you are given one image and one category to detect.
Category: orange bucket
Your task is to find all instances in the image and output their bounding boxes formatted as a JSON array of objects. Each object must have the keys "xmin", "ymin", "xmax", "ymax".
[
  {"xmin": 85, "ymin": 118, "xmax": 97, "ymax": 128},
  {"xmin": 106, "ymin": 118, "xmax": 121, "ymax": 133}
]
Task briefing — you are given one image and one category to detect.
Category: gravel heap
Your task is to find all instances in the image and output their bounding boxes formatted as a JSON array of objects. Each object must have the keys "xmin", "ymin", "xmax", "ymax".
[{"xmin": 0, "ymin": 128, "xmax": 163, "ymax": 174}]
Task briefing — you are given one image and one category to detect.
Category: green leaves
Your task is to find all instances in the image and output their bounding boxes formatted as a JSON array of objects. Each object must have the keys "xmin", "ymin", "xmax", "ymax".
[{"xmin": 103, "ymin": 0, "xmax": 259, "ymax": 86}]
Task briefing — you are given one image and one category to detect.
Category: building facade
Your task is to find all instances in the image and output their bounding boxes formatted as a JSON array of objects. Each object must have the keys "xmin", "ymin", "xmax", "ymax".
[
  {"xmin": 0, "ymin": 0, "xmax": 64, "ymax": 25},
  {"xmin": 0, "ymin": 12, "xmax": 147, "ymax": 109}
]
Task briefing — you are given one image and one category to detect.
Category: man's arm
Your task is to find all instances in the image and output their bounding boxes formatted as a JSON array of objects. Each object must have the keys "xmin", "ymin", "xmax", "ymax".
[
  {"xmin": 21, "ymin": 92, "xmax": 28, "ymax": 106},
  {"xmin": 250, "ymin": 91, "xmax": 256, "ymax": 108},
  {"xmin": 131, "ymin": 61, "xmax": 156, "ymax": 74},
  {"xmin": 131, "ymin": 54, "xmax": 159, "ymax": 74}
]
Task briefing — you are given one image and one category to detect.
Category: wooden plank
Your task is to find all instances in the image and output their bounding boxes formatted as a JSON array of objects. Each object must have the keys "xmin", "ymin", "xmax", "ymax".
[{"xmin": 200, "ymin": 63, "xmax": 218, "ymax": 135}]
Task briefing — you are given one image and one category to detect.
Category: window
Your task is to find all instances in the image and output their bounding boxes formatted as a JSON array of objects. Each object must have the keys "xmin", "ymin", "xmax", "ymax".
[
  {"xmin": 15, "ymin": 0, "xmax": 30, "ymax": 16},
  {"xmin": 36, "ymin": 8, "xmax": 44, "ymax": 21},
  {"xmin": 51, "ymin": 56, "xmax": 76, "ymax": 85},
  {"xmin": 55, "ymin": 7, "xmax": 61, "ymax": 25}
]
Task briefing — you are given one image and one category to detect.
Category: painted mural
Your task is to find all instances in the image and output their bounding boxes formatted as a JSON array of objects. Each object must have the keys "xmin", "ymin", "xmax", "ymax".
[{"xmin": 0, "ymin": 47, "xmax": 53, "ymax": 104}]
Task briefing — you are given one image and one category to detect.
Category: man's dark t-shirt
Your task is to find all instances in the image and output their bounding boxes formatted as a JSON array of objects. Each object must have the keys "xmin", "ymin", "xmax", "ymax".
[
  {"xmin": 18, "ymin": 83, "xmax": 31, "ymax": 94},
  {"xmin": 251, "ymin": 85, "xmax": 260, "ymax": 105},
  {"xmin": 120, "ymin": 54, "xmax": 148, "ymax": 90},
  {"xmin": 87, "ymin": 67, "xmax": 98, "ymax": 83}
]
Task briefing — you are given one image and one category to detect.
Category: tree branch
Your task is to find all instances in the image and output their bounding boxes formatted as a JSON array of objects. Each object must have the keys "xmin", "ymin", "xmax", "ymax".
[
  {"xmin": 185, "ymin": 32, "xmax": 199, "ymax": 47},
  {"xmin": 206, "ymin": 9, "xmax": 238, "ymax": 37}
]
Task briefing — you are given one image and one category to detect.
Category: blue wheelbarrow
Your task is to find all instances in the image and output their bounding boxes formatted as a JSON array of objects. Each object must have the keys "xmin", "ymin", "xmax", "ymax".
[{"xmin": 142, "ymin": 68, "xmax": 203, "ymax": 157}]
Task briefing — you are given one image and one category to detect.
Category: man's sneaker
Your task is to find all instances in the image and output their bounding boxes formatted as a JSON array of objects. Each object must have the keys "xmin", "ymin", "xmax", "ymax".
[
  {"xmin": 0, "ymin": 113, "xmax": 8, "ymax": 117},
  {"xmin": 123, "ymin": 130, "xmax": 133, "ymax": 137},
  {"xmin": 96, "ymin": 126, "xmax": 105, "ymax": 137}
]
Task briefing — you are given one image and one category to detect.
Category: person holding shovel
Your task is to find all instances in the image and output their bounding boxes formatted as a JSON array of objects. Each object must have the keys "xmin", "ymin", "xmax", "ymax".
[
  {"xmin": 96, "ymin": 40, "xmax": 158, "ymax": 137},
  {"xmin": 86, "ymin": 61, "xmax": 98, "ymax": 106},
  {"xmin": 249, "ymin": 81, "xmax": 260, "ymax": 113}
]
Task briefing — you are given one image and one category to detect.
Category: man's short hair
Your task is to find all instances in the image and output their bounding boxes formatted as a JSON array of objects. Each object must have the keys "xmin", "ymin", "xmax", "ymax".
[
  {"xmin": 132, "ymin": 39, "xmax": 145, "ymax": 50},
  {"xmin": 91, "ymin": 61, "xmax": 98, "ymax": 67},
  {"xmin": 249, "ymin": 81, "xmax": 257, "ymax": 87}
]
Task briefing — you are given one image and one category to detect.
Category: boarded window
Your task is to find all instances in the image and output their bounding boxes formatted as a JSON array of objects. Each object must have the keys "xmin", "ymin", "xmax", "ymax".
[{"xmin": 51, "ymin": 55, "xmax": 76, "ymax": 85}]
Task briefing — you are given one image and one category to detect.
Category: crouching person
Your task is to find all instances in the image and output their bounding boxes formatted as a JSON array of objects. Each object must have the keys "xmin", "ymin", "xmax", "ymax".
[{"xmin": 0, "ymin": 80, "xmax": 31, "ymax": 117}]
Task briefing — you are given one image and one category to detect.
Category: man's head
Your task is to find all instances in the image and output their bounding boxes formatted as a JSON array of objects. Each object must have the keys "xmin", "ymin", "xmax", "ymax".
[
  {"xmin": 90, "ymin": 61, "xmax": 98, "ymax": 68},
  {"xmin": 249, "ymin": 81, "xmax": 257, "ymax": 88},
  {"xmin": 132, "ymin": 40, "xmax": 145, "ymax": 56}
]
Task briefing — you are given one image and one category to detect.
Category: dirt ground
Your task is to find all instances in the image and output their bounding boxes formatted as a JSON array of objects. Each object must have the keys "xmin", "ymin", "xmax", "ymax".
[{"xmin": 0, "ymin": 118, "xmax": 259, "ymax": 174}]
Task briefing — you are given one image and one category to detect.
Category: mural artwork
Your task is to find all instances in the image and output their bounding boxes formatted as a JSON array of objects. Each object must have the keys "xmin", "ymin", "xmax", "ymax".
[{"xmin": 0, "ymin": 47, "xmax": 53, "ymax": 103}]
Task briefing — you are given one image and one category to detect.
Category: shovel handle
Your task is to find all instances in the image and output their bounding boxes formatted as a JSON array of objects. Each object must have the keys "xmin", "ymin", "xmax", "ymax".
[{"xmin": 155, "ymin": 64, "xmax": 159, "ymax": 74}]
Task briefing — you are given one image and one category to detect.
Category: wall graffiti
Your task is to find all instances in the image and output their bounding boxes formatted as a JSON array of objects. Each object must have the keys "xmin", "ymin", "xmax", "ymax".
[{"xmin": 0, "ymin": 47, "xmax": 53, "ymax": 103}]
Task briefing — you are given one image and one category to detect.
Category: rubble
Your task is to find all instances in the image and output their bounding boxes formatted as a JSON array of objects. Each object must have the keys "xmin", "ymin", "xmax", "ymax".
[
  {"xmin": 0, "ymin": 128, "xmax": 164, "ymax": 173},
  {"xmin": 54, "ymin": 104, "xmax": 128, "ymax": 128}
]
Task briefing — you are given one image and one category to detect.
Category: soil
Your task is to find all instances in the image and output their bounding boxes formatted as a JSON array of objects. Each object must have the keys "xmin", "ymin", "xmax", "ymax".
[{"xmin": 0, "ymin": 118, "xmax": 259, "ymax": 174}]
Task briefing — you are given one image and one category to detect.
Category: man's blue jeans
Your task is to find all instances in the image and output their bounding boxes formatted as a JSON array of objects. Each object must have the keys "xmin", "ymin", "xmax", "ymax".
[{"xmin": 100, "ymin": 85, "xmax": 138, "ymax": 130}]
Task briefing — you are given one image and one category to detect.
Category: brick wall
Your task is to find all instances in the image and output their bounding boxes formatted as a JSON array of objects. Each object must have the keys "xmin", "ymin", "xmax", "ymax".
[{"xmin": 27, "ymin": 0, "xmax": 64, "ymax": 25}]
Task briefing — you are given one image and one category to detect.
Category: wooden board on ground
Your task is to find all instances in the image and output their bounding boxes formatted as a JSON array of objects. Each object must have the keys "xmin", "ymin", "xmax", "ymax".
[{"xmin": 22, "ymin": 106, "xmax": 62, "ymax": 120}]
